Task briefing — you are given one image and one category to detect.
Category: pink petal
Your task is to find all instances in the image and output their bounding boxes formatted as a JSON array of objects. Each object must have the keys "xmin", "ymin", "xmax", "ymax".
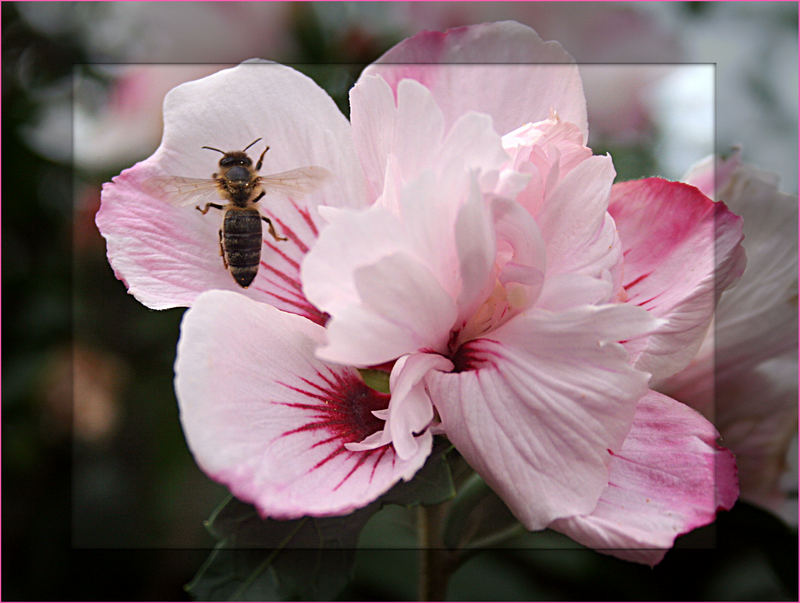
[
  {"xmin": 175, "ymin": 291, "xmax": 429, "ymax": 519},
  {"xmin": 536, "ymin": 153, "xmax": 622, "ymax": 298},
  {"xmin": 385, "ymin": 353, "xmax": 454, "ymax": 459},
  {"xmin": 453, "ymin": 189, "xmax": 498, "ymax": 329},
  {"xmin": 664, "ymin": 161, "xmax": 797, "ymax": 522},
  {"xmin": 350, "ymin": 76, "xmax": 446, "ymax": 200},
  {"xmin": 550, "ymin": 390, "xmax": 738, "ymax": 566},
  {"xmin": 303, "ymin": 202, "xmax": 459, "ymax": 366},
  {"xmin": 682, "ymin": 149, "xmax": 742, "ymax": 199},
  {"xmin": 348, "ymin": 353, "xmax": 455, "ymax": 460},
  {"xmin": 491, "ymin": 196, "xmax": 546, "ymax": 294},
  {"xmin": 704, "ymin": 163, "xmax": 796, "ymax": 376},
  {"xmin": 362, "ymin": 21, "xmax": 587, "ymax": 139},
  {"xmin": 710, "ymin": 358, "xmax": 796, "ymax": 521},
  {"xmin": 609, "ymin": 178, "xmax": 745, "ymax": 381},
  {"xmin": 502, "ymin": 118, "xmax": 596, "ymax": 237},
  {"xmin": 325, "ymin": 252, "xmax": 458, "ymax": 366},
  {"xmin": 535, "ymin": 273, "xmax": 614, "ymax": 311},
  {"xmin": 426, "ymin": 304, "xmax": 657, "ymax": 530},
  {"xmin": 304, "ymin": 121, "xmax": 511, "ymax": 367},
  {"xmin": 97, "ymin": 62, "xmax": 366, "ymax": 315}
]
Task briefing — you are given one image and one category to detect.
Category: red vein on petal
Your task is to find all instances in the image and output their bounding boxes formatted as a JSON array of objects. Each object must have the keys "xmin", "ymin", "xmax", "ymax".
[
  {"xmin": 262, "ymin": 211, "xmax": 309, "ymax": 254},
  {"xmin": 624, "ymin": 272, "xmax": 651, "ymax": 289},
  {"xmin": 290, "ymin": 198, "xmax": 319, "ymax": 237},
  {"xmin": 369, "ymin": 447, "xmax": 390, "ymax": 481},
  {"xmin": 264, "ymin": 240, "xmax": 301, "ymax": 271},
  {"xmin": 254, "ymin": 284, "xmax": 309, "ymax": 307},
  {"xmin": 307, "ymin": 366, "xmax": 341, "ymax": 391},
  {"xmin": 252, "ymin": 279, "xmax": 327, "ymax": 325},
  {"xmin": 260, "ymin": 261, "xmax": 304, "ymax": 292},
  {"xmin": 312, "ymin": 446, "xmax": 349, "ymax": 470},
  {"xmin": 637, "ymin": 295, "xmax": 659, "ymax": 308},
  {"xmin": 258, "ymin": 276, "xmax": 306, "ymax": 301},
  {"xmin": 311, "ymin": 433, "xmax": 342, "ymax": 449},
  {"xmin": 272, "ymin": 371, "xmax": 393, "ymax": 483},
  {"xmin": 333, "ymin": 450, "xmax": 374, "ymax": 491}
]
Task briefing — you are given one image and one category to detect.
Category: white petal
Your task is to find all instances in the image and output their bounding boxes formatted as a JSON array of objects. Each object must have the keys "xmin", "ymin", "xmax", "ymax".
[{"xmin": 175, "ymin": 291, "xmax": 430, "ymax": 518}]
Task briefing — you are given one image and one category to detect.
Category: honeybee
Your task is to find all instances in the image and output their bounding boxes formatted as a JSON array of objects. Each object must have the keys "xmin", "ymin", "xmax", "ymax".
[{"xmin": 146, "ymin": 138, "xmax": 330, "ymax": 288}]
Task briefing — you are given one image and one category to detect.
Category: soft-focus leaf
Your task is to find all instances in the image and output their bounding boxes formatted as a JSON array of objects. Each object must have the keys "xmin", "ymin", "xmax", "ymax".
[
  {"xmin": 187, "ymin": 496, "xmax": 376, "ymax": 601},
  {"xmin": 380, "ymin": 437, "xmax": 455, "ymax": 507},
  {"xmin": 443, "ymin": 473, "xmax": 522, "ymax": 551},
  {"xmin": 188, "ymin": 439, "xmax": 455, "ymax": 600}
]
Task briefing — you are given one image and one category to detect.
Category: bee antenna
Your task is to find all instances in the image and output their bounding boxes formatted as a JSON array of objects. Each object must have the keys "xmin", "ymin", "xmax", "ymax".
[
  {"xmin": 242, "ymin": 137, "xmax": 263, "ymax": 152},
  {"xmin": 201, "ymin": 145, "xmax": 226, "ymax": 155}
]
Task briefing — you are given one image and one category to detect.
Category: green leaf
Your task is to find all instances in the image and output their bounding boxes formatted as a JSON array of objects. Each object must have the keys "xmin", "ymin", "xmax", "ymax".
[
  {"xmin": 187, "ymin": 497, "xmax": 377, "ymax": 601},
  {"xmin": 442, "ymin": 472, "xmax": 522, "ymax": 551},
  {"xmin": 380, "ymin": 437, "xmax": 455, "ymax": 507},
  {"xmin": 357, "ymin": 368, "xmax": 391, "ymax": 394},
  {"xmin": 188, "ymin": 438, "xmax": 457, "ymax": 600}
]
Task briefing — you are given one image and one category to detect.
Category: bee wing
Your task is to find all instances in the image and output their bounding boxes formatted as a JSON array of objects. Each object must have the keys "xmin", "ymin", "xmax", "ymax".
[
  {"xmin": 259, "ymin": 166, "xmax": 331, "ymax": 198},
  {"xmin": 142, "ymin": 175, "xmax": 222, "ymax": 208}
]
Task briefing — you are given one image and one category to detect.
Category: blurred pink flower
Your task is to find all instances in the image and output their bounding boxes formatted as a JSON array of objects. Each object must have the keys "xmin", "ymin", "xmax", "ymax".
[
  {"xmin": 74, "ymin": 65, "xmax": 226, "ymax": 170},
  {"xmin": 398, "ymin": 2, "xmax": 682, "ymax": 143},
  {"xmin": 99, "ymin": 22, "xmax": 745, "ymax": 563},
  {"xmin": 24, "ymin": 3, "xmax": 297, "ymax": 171},
  {"xmin": 659, "ymin": 151, "xmax": 798, "ymax": 524}
]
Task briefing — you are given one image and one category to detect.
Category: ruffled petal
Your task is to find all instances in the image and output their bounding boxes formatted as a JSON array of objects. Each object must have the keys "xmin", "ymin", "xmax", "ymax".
[
  {"xmin": 361, "ymin": 21, "xmax": 587, "ymax": 139},
  {"xmin": 609, "ymin": 178, "xmax": 745, "ymax": 381},
  {"xmin": 174, "ymin": 290, "xmax": 430, "ymax": 519},
  {"xmin": 97, "ymin": 62, "xmax": 366, "ymax": 315},
  {"xmin": 301, "ymin": 203, "xmax": 444, "ymax": 366},
  {"xmin": 350, "ymin": 76, "xmax": 446, "ymax": 200},
  {"xmin": 536, "ymin": 153, "xmax": 620, "ymax": 289},
  {"xmin": 550, "ymin": 390, "xmax": 738, "ymax": 566},
  {"xmin": 303, "ymin": 114, "xmax": 512, "ymax": 366},
  {"xmin": 348, "ymin": 353, "xmax": 454, "ymax": 461},
  {"xmin": 426, "ymin": 304, "xmax": 656, "ymax": 530}
]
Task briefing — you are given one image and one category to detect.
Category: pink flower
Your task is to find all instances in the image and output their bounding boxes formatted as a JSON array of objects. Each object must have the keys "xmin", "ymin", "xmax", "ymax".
[
  {"xmin": 303, "ymin": 23, "xmax": 744, "ymax": 564},
  {"xmin": 659, "ymin": 151, "xmax": 798, "ymax": 524},
  {"xmin": 98, "ymin": 22, "xmax": 745, "ymax": 563}
]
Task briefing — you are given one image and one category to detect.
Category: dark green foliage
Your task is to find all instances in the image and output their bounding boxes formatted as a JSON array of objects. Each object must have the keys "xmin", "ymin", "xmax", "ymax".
[{"xmin": 186, "ymin": 438, "xmax": 456, "ymax": 601}]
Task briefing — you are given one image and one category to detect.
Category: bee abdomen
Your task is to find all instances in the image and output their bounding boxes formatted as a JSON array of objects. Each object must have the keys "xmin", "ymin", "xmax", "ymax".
[{"xmin": 222, "ymin": 208, "xmax": 263, "ymax": 288}]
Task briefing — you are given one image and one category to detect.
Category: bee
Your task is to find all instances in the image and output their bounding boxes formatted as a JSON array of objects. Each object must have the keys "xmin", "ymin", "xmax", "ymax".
[{"xmin": 146, "ymin": 138, "xmax": 330, "ymax": 288}]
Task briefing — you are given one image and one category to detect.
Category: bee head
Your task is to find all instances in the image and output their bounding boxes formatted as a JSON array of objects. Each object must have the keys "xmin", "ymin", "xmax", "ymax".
[
  {"xmin": 202, "ymin": 138, "xmax": 261, "ymax": 168},
  {"xmin": 218, "ymin": 152, "xmax": 252, "ymax": 168}
]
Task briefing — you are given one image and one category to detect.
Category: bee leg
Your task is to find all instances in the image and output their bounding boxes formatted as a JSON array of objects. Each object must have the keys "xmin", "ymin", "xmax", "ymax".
[
  {"xmin": 255, "ymin": 145, "xmax": 270, "ymax": 171},
  {"xmin": 196, "ymin": 202, "xmax": 225, "ymax": 215},
  {"xmin": 261, "ymin": 216, "xmax": 287, "ymax": 242},
  {"xmin": 218, "ymin": 229, "xmax": 228, "ymax": 268}
]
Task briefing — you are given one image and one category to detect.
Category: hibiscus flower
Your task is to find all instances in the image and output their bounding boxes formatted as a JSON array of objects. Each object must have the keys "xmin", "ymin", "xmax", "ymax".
[
  {"xmin": 97, "ymin": 22, "xmax": 744, "ymax": 564},
  {"xmin": 659, "ymin": 151, "xmax": 798, "ymax": 524}
]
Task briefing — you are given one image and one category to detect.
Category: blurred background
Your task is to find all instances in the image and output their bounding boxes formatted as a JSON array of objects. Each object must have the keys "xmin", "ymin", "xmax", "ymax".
[{"xmin": 2, "ymin": 2, "xmax": 797, "ymax": 600}]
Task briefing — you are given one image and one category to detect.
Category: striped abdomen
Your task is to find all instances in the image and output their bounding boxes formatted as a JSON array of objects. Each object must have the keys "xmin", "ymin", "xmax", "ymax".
[{"xmin": 222, "ymin": 207, "xmax": 262, "ymax": 288}]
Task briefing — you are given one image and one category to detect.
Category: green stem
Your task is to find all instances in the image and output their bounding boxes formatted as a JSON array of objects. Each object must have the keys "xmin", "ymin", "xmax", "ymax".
[{"xmin": 417, "ymin": 504, "xmax": 456, "ymax": 601}]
